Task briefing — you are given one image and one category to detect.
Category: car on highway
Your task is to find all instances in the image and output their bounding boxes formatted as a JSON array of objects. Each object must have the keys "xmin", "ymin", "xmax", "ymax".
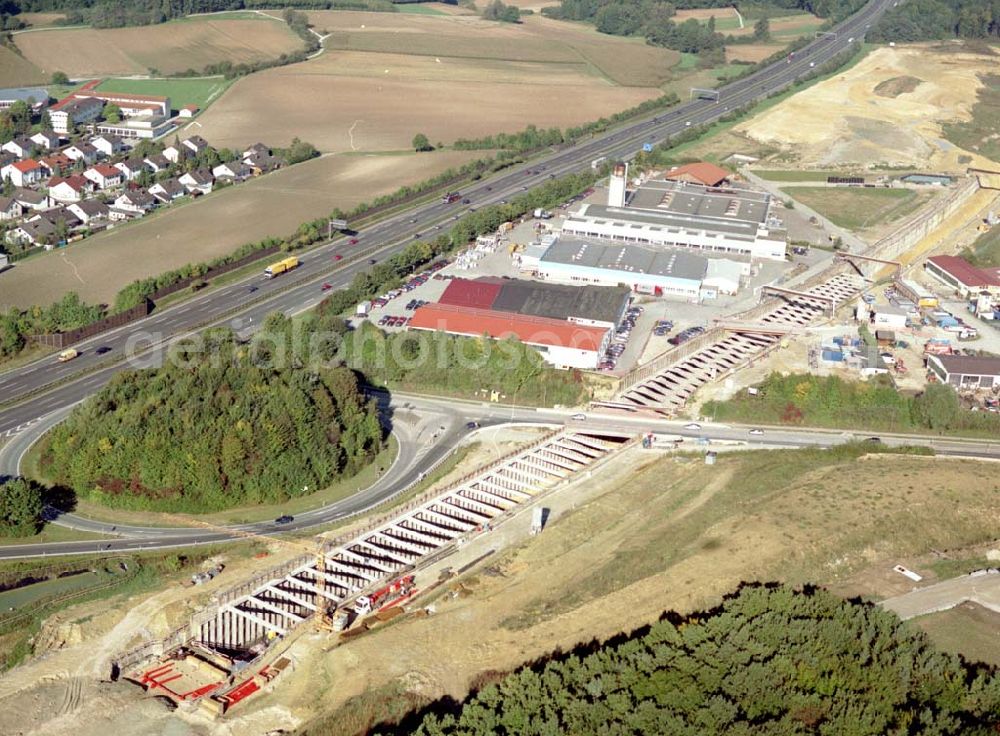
[
  {"xmin": 748, "ymin": 428, "xmax": 764, "ymax": 436},
  {"xmin": 275, "ymin": 515, "xmax": 294, "ymax": 525},
  {"xmin": 321, "ymin": 283, "xmax": 332, "ymax": 291},
  {"xmin": 247, "ymin": 285, "xmax": 258, "ymax": 293},
  {"xmin": 462, "ymin": 198, "xmax": 471, "ymax": 204},
  {"xmin": 95, "ymin": 346, "xmax": 112, "ymax": 355},
  {"xmin": 865, "ymin": 436, "xmax": 882, "ymax": 443},
  {"xmin": 685, "ymin": 121, "xmax": 691, "ymax": 127},
  {"xmin": 333, "ymin": 254, "xmax": 343, "ymax": 261},
  {"xmin": 570, "ymin": 413, "xmax": 587, "ymax": 421},
  {"xmin": 349, "ymin": 238, "xmax": 359, "ymax": 245},
  {"xmin": 369, "ymin": 258, "xmax": 377, "ymax": 265},
  {"xmin": 466, "ymin": 421, "xmax": 479, "ymax": 430},
  {"xmin": 683, "ymin": 423, "xmax": 701, "ymax": 430},
  {"xmin": 485, "ymin": 185, "xmax": 492, "ymax": 191},
  {"xmin": 410, "ymin": 217, "xmax": 417, "ymax": 223}
]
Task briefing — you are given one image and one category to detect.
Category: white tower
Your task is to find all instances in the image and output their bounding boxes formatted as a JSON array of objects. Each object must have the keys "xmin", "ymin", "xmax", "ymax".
[{"xmin": 608, "ymin": 162, "xmax": 628, "ymax": 208}]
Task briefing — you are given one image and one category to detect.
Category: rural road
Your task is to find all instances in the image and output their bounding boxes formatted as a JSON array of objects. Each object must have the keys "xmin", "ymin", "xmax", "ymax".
[{"xmin": 881, "ymin": 571, "xmax": 1000, "ymax": 621}]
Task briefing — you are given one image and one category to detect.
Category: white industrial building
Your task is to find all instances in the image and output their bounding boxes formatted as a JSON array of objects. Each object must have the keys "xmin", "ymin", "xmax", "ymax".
[
  {"xmin": 519, "ymin": 235, "xmax": 748, "ymax": 301},
  {"xmin": 872, "ymin": 304, "xmax": 908, "ymax": 329},
  {"xmin": 560, "ymin": 169, "xmax": 787, "ymax": 261}
]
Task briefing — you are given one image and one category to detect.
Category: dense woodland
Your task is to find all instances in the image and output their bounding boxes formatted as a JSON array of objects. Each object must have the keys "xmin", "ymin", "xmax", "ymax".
[
  {"xmin": 375, "ymin": 585, "xmax": 1000, "ymax": 735},
  {"xmin": 41, "ymin": 331, "xmax": 383, "ymax": 511},
  {"xmin": 870, "ymin": 0, "xmax": 1000, "ymax": 41}
]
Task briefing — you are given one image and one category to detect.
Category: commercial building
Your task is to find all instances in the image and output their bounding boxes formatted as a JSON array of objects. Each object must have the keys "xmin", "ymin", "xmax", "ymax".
[
  {"xmin": 925, "ymin": 255, "xmax": 1000, "ymax": 298},
  {"xmin": 872, "ymin": 304, "xmax": 908, "ymax": 329},
  {"xmin": 51, "ymin": 88, "xmax": 172, "ymax": 138},
  {"xmin": 520, "ymin": 235, "xmax": 749, "ymax": 300},
  {"xmin": 927, "ymin": 354, "xmax": 1000, "ymax": 389},
  {"xmin": 407, "ymin": 303, "xmax": 610, "ymax": 370},
  {"xmin": 0, "ymin": 87, "xmax": 48, "ymax": 112},
  {"xmin": 560, "ymin": 174, "xmax": 786, "ymax": 261},
  {"xmin": 49, "ymin": 96, "xmax": 104, "ymax": 134},
  {"xmin": 663, "ymin": 162, "xmax": 730, "ymax": 187}
]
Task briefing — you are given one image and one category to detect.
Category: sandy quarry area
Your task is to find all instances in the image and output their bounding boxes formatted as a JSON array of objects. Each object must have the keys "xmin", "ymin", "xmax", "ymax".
[{"xmin": 736, "ymin": 44, "xmax": 1000, "ymax": 170}]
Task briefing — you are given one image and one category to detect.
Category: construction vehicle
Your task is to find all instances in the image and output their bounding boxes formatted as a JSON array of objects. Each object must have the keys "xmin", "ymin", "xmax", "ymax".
[
  {"xmin": 263, "ymin": 256, "xmax": 300, "ymax": 279},
  {"xmin": 353, "ymin": 575, "xmax": 416, "ymax": 617}
]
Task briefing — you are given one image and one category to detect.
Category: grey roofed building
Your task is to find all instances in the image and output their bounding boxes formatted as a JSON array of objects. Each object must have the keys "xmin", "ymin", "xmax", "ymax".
[
  {"xmin": 627, "ymin": 180, "xmax": 770, "ymax": 225},
  {"xmin": 13, "ymin": 188, "xmax": 48, "ymax": 207},
  {"xmin": 69, "ymin": 199, "xmax": 110, "ymax": 220},
  {"xmin": 0, "ymin": 87, "xmax": 49, "ymax": 110},
  {"xmin": 540, "ymin": 236, "xmax": 709, "ymax": 282},
  {"xmin": 927, "ymin": 354, "xmax": 1000, "ymax": 389},
  {"xmin": 491, "ymin": 278, "xmax": 630, "ymax": 327}
]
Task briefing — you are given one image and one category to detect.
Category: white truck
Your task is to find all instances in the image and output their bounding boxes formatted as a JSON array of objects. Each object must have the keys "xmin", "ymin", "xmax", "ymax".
[{"xmin": 356, "ymin": 300, "xmax": 371, "ymax": 317}]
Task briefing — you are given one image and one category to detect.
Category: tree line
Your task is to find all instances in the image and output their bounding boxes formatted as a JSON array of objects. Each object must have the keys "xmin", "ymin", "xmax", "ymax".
[
  {"xmin": 40, "ymin": 330, "xmax": 383, "ymax": 512},
  {"xmin": 312, "ymin": 584, "xmax": 1000, "ymax": 735},
  {"xmin": 703, "ymin": 372, "xmax": 1000, "ymax": 437},
  {"xmin": 870, "ymin": 0, "xmax": 1000, "ymax": 41}
]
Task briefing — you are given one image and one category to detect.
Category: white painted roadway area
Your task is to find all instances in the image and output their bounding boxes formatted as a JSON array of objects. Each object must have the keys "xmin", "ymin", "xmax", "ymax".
[{"xmin": 880, "ymin": 571, "xmax": 1000, "ymax": 621}]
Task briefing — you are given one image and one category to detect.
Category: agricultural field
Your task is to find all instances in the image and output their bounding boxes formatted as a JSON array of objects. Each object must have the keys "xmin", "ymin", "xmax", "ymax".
[
  {"xmin": 0, "ymin": 46, "xmax": 45, "ymax": 87},
  {"xmin": 782, "ymin": 186, "xmax": 933, "ymax": 230},
  {"xmin": 12, "ymin": 16, "xmax": 303, "ymax": 77},
  {"xmin": 911, "ymin": 602, "xmax": 1000, "ymax": 667},
  {"xmin": 736, "ymin": 43, "xmax": 1000, "ymax": 170},
  {"xmin": 13, "ymin": 11, "xmax": 68, "ymax": 27},
  {"xmin": 95, "ymin": 77, "xmax": 229, "ymax": 111},
  {"xmin": 196, "ymin": 11, "xmax": 677, "ymax": 153},
  {"xmin": 726, "ymin": 43, "xmax": 782, "ymax": 63},
  {"xmin": 0, "ymin": 150, "xmax": 480, "ymax": 309}
]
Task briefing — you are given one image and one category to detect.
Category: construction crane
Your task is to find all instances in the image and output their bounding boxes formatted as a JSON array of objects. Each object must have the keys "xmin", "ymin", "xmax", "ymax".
[{"xmin": 159, "ymin": 513, "xmax": 337, "ymax": 632}]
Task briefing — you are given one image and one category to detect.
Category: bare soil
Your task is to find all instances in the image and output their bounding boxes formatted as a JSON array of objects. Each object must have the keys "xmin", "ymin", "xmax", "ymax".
[
  {"xmin": 0, "ymin": 150, "xmax": 480, "ymax": 309},
  {"xmin": 874, "ymin": 74, "xmax": 924, "ymax": 98},
  {"xmin": 726, "ymin": 43, "xmax": 782, "ymax": 63},
  {"xmin": 14, "ymin": 18, "xmax": 303, "ymax": 77}
]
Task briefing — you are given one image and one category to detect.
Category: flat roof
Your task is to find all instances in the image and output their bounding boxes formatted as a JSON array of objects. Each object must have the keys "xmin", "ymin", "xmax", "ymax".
[
  {"xmin": 571, "ymin": 203, "xmax": 759, "ymax": 242},
  {"xmin": 627, "ymin": 179, "xmax": 770, "ymax": 225},
  {"xmin": 0, "ymin": 87, "xmax": 48, "ymax": 102},
  {"xmin": 408, "ymin": 303, "xmax": 607, "ymax": 352},
  {"xmin": 491, "ymin": 277, "xmax": 630, "ymax": 324},
  {"xmin": 540, "ymin": 237, "xmax": 707, "ymax": 282},
  {"xmin": 439, "ymin": 277, "xmax": 504, "ymax": 310}
]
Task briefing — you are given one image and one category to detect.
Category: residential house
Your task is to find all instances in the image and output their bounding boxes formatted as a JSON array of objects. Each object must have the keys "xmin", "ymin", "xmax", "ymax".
[
  {"xmin": 143, "ymin": 154, "xmax": 170, "ymax": 173},
  {"xmin": 148, "ymin": 177, "xmax": 186, "ymax": 203},
  {"xmin": 1, "ymin": 159, "xmax": 44, "ymax": 188},
  {"xmin": 114, "ymin": 190, "xmax": 155, "ymax": 214},
  {"xmin": 243, "ymin": 142, "xmax": 269, "ymax": 159},
  {"xmin": 182, "ymin": 135, "xmax": 209, "ymax": 155},
  {"xmin": 47, "ymin": 174, "xmax": 94, "ymax": 203},
  {"xmin": 83, "ymin": 163, "xmax": 123, "ymax": 190},
  {"xmin": 2, "ymin": 136, "xmax": 35, "ymax": 159},
  {"xmin": 29, "ymin": 130, "xmax": 61, "ymax": 151},
  {"xmin": 50, "ymin": 96, "xmax": 103, "ymax": 135},
  {"xmin": 115, "ymin": 158, "xmax": 146, "ymax": 181},
  {"xmin": 162, "ymin": 144, "xmax": 185, "ymax": 165},
  {"xmin": 31, "ymin": 206, "xmax": 81, "ymax": 230},
  {"xmin": 244, "ymin": 150, "xmax": 282, "ymax": 175},
  {"xmin": 0, "ymin": 151, "xmax": 15, "ymax": 170},
  {"xmin": 68, "ymin": 199, "xmax": 111, "ymax": 224},
  {"xmin": 0, "ymin": 196, "xmax": 23, "ymax": 221},
  {"xmin": 12, "ymin": 188, "xmax": 49, "ymax": 211},
  {"xmin": 179, "ymin": 168, "xmax": 213, "ymax": 195},
  {"xmin": 91, "ymin": 133, "xmax": 125, "ymax": 158},
  {"xmin": 39, "ymin": 152, "xmax": 73, "ymax": 178},
  {"xmin": 179, "ymin": 104, "xmax": 199, "ymax": 118},
  {"xmin": 9, "ymin": 218, "xmax": 56, "ymax": 246},
  {"xmin": 212, "ymin": 161, "xmax": 252, "ymax": 181},
  {"xmin": 64, "ymin": 142, "xmax": 99, "ymax": 165}
]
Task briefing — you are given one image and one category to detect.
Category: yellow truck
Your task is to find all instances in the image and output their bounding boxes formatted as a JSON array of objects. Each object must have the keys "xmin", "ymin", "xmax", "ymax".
[
  {"xmin": 57, "ymin": 348, "xmax": 78, "ymax": 362},
  {"xmin": 263, "ymin": 256, "xmax": 300, "ymax": 279}
]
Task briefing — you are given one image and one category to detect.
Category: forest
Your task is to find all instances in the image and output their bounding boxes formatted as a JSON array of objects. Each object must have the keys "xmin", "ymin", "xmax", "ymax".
[
  {"xmin": 373, "ymin": 584, "xmax": 1000, "ymax": 735},
  {"xmin": 870, "ymin": 0, "xmax": 1000, "ymax": 41},
  {"xmin": 40, "ymin": 330, "xmax": 383, "ymax": 512}
]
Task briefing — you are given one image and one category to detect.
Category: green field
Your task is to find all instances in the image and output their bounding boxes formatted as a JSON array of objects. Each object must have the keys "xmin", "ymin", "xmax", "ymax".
[
  {"xmin": 910, "ymin": 603, "xmax": 1000, "ymax": 667},
  {"xmin": 397, "ymin": 2, "xmax": 448, "ymax": 14},
  {"xmin": 754, "ymin": 169, "xmax": 850, "ymax": 181},
  {"xmin": 0, "ymin": 570, "xmax": 108, "ymax": 612},
  {"xmin": 962, "ymin": 224, "xmax": 1000, "ymax": 268},
  {"xmin": 782, "ymin": 185, "xmax": 930, "ymax": 230},
  {"xmin": 95, "ymin": 76, "xmax": 230, "ymax": 111},
  {"xmin": 943, "ymin": 73, "xmax": 1000, "ymax": 163}
]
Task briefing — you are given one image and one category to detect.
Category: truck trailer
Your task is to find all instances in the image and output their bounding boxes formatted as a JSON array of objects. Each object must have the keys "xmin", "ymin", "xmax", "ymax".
[{"xmin": 264, "ymin": 256, "xmax": 300, "ymax": 279}]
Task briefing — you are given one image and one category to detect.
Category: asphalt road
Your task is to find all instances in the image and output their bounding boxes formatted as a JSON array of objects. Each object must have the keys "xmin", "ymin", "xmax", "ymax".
[
  {"xmin": 0, "ymin": 0, "xmax": 907, "ymax": 558},
  {"xmin": 0, "ymin": 0, "xmax": 895, "ymax": 436}
]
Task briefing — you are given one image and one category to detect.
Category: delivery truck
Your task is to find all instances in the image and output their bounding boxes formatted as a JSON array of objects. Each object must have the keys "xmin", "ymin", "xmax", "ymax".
[{"xmin": 264, "ymin": 256, "xmax": 300, "ymax": 279}]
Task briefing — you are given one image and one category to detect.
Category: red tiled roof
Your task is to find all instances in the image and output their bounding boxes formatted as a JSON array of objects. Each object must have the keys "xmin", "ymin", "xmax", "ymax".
[
  {"xmin": 408, "ymin": 303, "xmax": 608, "ymax": 352},
  {"xmin": 927, "ymin": 255, "xmax": 1000, "ymax": 288},
  {"xmin": 438, "ymin": 277, "xmax": 504, "ymax": 310},
  {"xmin": 91, "ymin": 163, "xmax": 120, "ymax": 177},
  {"xmin": 664, "ymin": 162, "xmax": 731, "ymax": 186},
  {"xmin": 11, "ymin": 159, "xmax": 41, "ymax": 172},
  {"xmin": 49, "ymin": 174, "xmax": 90, "ymax": 191},
  {"xmin": 182, "ymin": 104, "xmax": 199, "ymax": 111}
]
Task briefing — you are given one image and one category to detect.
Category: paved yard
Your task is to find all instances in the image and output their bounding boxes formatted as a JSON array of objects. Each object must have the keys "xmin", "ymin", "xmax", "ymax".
[{"xmin": 880, "ymin": 570, "xmax": 1000, "ymax": 621}]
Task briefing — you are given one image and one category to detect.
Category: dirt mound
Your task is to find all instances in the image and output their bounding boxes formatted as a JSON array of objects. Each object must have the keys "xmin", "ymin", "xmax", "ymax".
[{"xmin": 874, "ymin": 75, "xmax": 923, "ymax": 98}]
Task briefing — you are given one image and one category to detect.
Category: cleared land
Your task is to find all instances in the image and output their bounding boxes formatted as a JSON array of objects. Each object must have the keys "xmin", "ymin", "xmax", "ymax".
[
  {"xmin": 782, "ymin": 186, "xmax": 931, "ymax": 230},
  {"xmin": 95, "ymin": 77, "xmax": 229, "ymax": 110},
  {"xmin": 737, "ymin": 43, "xmax": 1000, "ymax": 170},
  {"xmin": 196, "ymin": 11, "xmax": 674, "ymax": 153},
  {"xmin": 911, "ymin": 602, "xmax": 1000, "ymax": 667},
  {"xmin": 13, "ymin": 17, "xmax": 303, "ymax": 77},
  {"xmin": 0, "ymin": 46, "xmax": 45, "ymax": 87},
  {"xmin": 674, "ymin": 7, "xmax": 740, "ymax": 21},
  {"xmin": 0, "ymin": 150, "xmax": 479, "ymax": 309}
]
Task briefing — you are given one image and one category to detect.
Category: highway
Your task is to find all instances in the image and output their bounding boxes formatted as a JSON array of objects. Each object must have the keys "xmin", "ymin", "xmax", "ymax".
[
  {"xmin": 0, "ymin": 0, "xmax": 895, "ymax": 436},
  {"xmin": 0, "ymin": 0, "xmax": 908, "ymax": 558}
]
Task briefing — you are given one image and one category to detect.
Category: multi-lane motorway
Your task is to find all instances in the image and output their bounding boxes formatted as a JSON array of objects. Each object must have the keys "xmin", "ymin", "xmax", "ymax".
[{"xmin": 0, "ymin": 0, "xmax": 912, "ymax": 558}]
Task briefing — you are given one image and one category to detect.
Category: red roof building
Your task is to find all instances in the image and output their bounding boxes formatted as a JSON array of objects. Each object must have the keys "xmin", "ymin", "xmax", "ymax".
[
  {"xmin": 663, "ymin": 162, "xmax": 731, "ymax": 187},
  {"xmin": 925, "ymin": 255, "xmax": 1000, "ymax": 296},
  {"xmin": 408, "ymin": 303, "xmax": 609, "ymax": 369},
  {"xmin": 438, "ymin": 276, "xmax": 504, "ymax": 310}
]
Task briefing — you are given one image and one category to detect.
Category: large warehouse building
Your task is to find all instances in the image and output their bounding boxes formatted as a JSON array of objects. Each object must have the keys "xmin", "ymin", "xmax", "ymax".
[
  {"xmin": 520, "ymin": 235, "xmax": 748, "ymax": 299},
  {"xmin": 409, "ymin": 277, "xmax": 629, "ymax": 369},
  {"xmin": 560, "ymin": 168, "xmax": 787, "ymax": 261},
  {"xmin": 927, "ymin": 354, "xmax": 1000, "ymax": 389}
]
